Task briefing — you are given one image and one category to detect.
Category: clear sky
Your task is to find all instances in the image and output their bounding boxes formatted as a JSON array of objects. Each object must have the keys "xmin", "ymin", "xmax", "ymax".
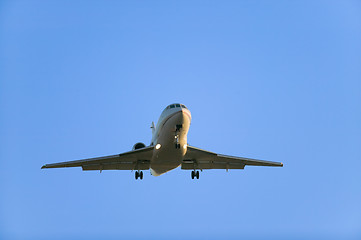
[{"xmin": 1, "ymin": 1, "xmax": 360, "ymax": 239}]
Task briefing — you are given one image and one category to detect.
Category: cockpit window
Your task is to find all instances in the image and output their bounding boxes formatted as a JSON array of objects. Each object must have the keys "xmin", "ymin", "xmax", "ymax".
[{"xmin": 165, "ymin": 104, "xmax": 187, "ymax": 111}]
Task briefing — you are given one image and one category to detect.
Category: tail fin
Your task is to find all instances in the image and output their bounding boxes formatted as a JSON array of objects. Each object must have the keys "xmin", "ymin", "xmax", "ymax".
[{"xmin": 150, "ymin": 121, "xmax": 155, "ymax": 135}]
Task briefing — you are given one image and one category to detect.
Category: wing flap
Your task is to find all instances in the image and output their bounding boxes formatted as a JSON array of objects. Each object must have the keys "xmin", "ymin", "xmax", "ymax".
[
  {"xmin": 181, "ymin": 160, "xmax": 245, "ymax": 170},
  {"xmin": 82, "ymin": 161, "xmax": 150, "ymax": 171}
]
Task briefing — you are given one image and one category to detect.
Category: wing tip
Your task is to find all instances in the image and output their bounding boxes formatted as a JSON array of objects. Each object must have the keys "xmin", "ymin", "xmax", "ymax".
[{"xmin": 41, "ymin": 165, "xmax": 47, "ymax": 169}]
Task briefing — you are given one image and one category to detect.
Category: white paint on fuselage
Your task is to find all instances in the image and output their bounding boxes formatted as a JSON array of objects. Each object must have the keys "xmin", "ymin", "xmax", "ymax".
[{"xmin": 150, "ymin": 104, "xmax": 191, "ymax": 176}]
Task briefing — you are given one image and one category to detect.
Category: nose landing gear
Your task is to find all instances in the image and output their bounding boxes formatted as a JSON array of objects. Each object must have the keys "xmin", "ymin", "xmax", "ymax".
[
  {"xmin": 174, "ymin": 134, "xmax": 181, "ymax": 149},
  {"xmin": 176, "ymin": 124, "xmax": 183, "ymax": 131},
  {"xmin": 174, "ymin": 124, "xmax": 183, "ymax": 149}
]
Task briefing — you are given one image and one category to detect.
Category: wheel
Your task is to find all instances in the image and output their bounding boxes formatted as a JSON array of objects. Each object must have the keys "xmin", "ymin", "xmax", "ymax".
[
  {"xmin": 191, "ymin": 171, "xmax": 195, "ymax": 179},
  {"xmin": 140, "ymin": 171, "xmax": 143, "ymax": 180},
  {"xmin": 135, "ymin": 171, "xmax": 139, "ymax": 180},
  {"xmin": 196, "ymin": 171, "xmax": 199, "ymax": 179}
]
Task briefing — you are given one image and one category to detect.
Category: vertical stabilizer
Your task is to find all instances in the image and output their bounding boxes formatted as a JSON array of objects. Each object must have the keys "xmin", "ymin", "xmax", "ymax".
[{"xmin": 150, "ymin": 121, "xmax": 155, "ymax": 135}]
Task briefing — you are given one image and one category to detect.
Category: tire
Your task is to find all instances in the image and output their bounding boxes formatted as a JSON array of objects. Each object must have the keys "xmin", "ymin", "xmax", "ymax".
[
  {"xmin": 135, "ymin": 171, "xmax": 139, "ymax": 180},
  {"xmin": 140, "ymin": 171, "xmax": 143, "ymax": 180},
  {"xmin": 196, "ymin": 171, "xmax": 199, "ymax": 179},
  {"xmin": 191, "ymin": 171, "xmax": 195, "ymax": 179}
]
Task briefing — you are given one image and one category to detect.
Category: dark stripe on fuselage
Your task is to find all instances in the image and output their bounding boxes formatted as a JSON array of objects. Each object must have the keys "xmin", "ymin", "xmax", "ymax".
[{"xmin": 161, "ymin": 110, "xmax": 191, "ymax": 129}]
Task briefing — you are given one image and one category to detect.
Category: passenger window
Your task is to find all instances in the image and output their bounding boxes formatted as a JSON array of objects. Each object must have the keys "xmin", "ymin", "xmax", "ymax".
[
  {"xmin": 170, "ymin": 105, "xmax": 175, "ymax": 108},
  {"xmin": 175, "ymin": 104, "xmax": 180, "ymax": 107}
]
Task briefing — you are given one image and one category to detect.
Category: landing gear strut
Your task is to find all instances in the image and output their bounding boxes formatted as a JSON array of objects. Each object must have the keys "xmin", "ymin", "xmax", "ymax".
[
  {"xmin": 135, "ymin": 171, "xmax": 143, "ymax": 180},
  {"xmin": 174, "ymin": 124, "xmax": 183, "ymax": 149},
  {"xmin": 174, "ymin": 133, "xmax": 180, "ymax": 149},
  {"xmin": 191, "ymin": 170, "xmax": 199, "ymax": 179}
]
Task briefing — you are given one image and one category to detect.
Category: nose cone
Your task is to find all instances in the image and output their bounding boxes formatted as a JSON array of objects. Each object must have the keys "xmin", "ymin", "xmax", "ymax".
[{"xmin": 182, "ymin": 108, "xmax": 192, "ymax": 122}]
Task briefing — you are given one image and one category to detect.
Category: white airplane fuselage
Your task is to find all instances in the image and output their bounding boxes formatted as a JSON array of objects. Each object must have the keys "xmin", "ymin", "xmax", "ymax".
[{"xmin": 150, "ymin": 105, "xmax": 192, "ymax": 176}]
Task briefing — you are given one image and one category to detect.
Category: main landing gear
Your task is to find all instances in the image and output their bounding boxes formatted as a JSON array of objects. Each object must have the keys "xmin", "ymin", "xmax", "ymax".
[
  {"xmin": 191, "ymin": 170, "xmax": 200, "ymax": 179},
  {"xmin": 135, "ymin": 171, "xmax": 143, "ymax": 180}
]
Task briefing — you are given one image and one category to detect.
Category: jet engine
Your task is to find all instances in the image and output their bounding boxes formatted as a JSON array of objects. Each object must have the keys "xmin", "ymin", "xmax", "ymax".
[{"xmin": 132, "ymin": 142, "xmax": 146, "ymax": 150}]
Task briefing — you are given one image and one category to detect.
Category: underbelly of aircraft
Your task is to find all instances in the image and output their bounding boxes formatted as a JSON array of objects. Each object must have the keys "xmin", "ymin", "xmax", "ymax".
[
  {"xmin": 150, "ymin": 163, "xmax": 181, "ymax": 176},
  {"xmin": 150, "ymin": 140, "xmax": 185, "ymax": 176}
]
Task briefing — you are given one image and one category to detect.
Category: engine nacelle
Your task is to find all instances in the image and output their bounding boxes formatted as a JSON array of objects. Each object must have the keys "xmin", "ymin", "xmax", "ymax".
[{"xmin": 132, "ymin": 142, "xmax": 146, "ymax": 150}]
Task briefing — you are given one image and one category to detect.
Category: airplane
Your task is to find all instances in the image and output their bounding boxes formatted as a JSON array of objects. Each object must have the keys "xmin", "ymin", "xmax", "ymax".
[{"xmin": 41, "ymin": 103, "xmax": 283, "ymax": 179}]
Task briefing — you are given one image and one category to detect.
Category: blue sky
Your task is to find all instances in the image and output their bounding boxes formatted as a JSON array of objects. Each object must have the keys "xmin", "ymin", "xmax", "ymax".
[{"xmin": 1, "ymin": 1, "xmax": 360, "ymax": 239}]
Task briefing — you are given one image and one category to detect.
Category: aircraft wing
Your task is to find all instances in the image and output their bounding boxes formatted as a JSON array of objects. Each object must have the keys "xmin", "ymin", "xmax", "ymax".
[
  {"xmin": 41, "ymin": 146, "xmax": 154, "ymax": 171},
  {"xmin": 182, "ymin": 146, "xmax": 283, "ymax": 170}
]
